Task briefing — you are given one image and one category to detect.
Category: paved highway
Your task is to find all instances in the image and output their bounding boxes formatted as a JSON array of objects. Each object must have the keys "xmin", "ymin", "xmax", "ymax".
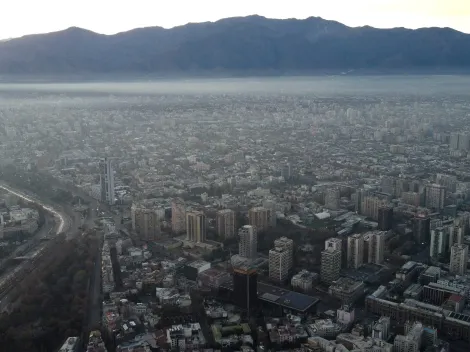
[
  {"xmin": 0, "ymin": 184, "xmax": 68, "ymax": 235},
  {"xmin": 0, "ymin": 183, "xmax": 77, "ymax": 311}
]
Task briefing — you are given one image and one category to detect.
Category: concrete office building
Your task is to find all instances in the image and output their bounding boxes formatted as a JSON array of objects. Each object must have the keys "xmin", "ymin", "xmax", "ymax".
[
  {"xmin": 216, "ymin": 209, "xmax": 236, "ymax": 239},
  {"xmin": 248, "ymin": 206, "xmax": 274, "ymax": 231},
  {"xmin": 368, "ymin": 232, "xmax": 385, "ymax": 265},
  {"xmin": 347, "ymin": 234, "xmax": 364, "ymax": 269},
  {"xmin": 238, "ymin": 225, "xmax": 257, "ymax": 260},
  {"xmin": 171, "ymin": 198, "xmax": 186, "ymax": 234},
  {"xmin": 186, "ymin": 211, "xmax": 206, "ymax": 243},
  {"xmin": 233, "ymin": 267, "xmax": 258, "ymax": 314},
  {"xmin": 325, "ymin": 188, "xmax": 340, "ymax": 210},
  {"xmin": 450, "ymin": 244, "xmax": 469, "ymax": 276},
  {"xmin": 413, "ymin": 216, "xmax": 431, "ymax": 244},
  {"xmin": 425, "ymin": 184, "xmax": 446, "ymax": 210},
  {"xmin": 99, "ymin": 157, "xmax": 115, "ymax": 205}
]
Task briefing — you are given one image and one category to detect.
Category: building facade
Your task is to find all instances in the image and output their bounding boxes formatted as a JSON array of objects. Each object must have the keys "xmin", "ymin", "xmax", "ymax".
[
  {"xmin": 238, "ymin": 225, "xmax": 257, "ymax": 259},
  {"xmin": 216, "ymin": 209, "xmax": 236, "ymax": 239},
  {"xmin": 248, "ymin": 206, "xmax": 274, "ymax": 231},
  {"xmin": 368, "ymin": 232, "xmax": 385, "ymax": 265},
  {"xmin": 450, "ymin": 244, "xmax": 469, "ymax": 276},
  {"xmin": 171, "ymin": 198, "xmax": 186, "ymax": 234},
  {"xmin": 347, "ymin": 233, "xmax": 364, "ymax": 269},
  {"xmin": 99, "ymin": 157, "xmax": 115, "ymax": 205},
  {"xmin": 186, "ymin": 211, "xmax": 206, "ymax": 243}
]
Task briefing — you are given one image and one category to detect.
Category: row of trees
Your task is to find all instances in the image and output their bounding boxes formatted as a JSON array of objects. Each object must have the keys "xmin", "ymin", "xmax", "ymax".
[{"xmin": 0, "ymin": 234, "xmax": 99, "ymax": 352}]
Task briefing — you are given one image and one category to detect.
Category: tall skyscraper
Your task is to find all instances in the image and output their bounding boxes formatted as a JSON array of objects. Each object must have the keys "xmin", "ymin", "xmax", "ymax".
[
  {"xmin": 413, "ymin": 216, "xmax": 430, "ymax": 244},
  {"xmin": 99, "ymin": 157, "xmax": 115, "ymax": 205},
  {"xmin": 449, "ymin": 225, "xmax": 464, "ymax": 248},
  {"xmin": 450, "ymin": 244, "xmax": 468, "ymax": 275},
  {"xmin": 233, "ymin": 267, "xmax": 258, "ymax": 314},
  {"xmin": 216, "ymin": 209, "xmax": 236, "ymax": 239},
  {"xmin": 269, "ymin": 237, "xmax": 294, "ymax": 282},
  {"xmin": 321, "ymin": 238, "xmax": 342, "ymax": 284},
  {"xmin": 325, "ymin": 188, "xmax": 341, "ymax": 210},
  {"xmin": 186, "ymin": 211, "xmax": 206, "ymax": 243},
  {"xmin": 248, "ymin": 207, "xmax": 274, "ymax": 231},
  {"xmin": 425, "ymin": 184, "xmax": 446, "ymax": 210},
  {"xmin": 430, "ymin": 226, "xmax": 451, "ymax": 258},
  {"xmin": 275, "ymin": 237, "xmax": 294, "ymax": 265},
  {"xmin": 347, "ymin": 234, "xmax": 364, "ymax": 269},
  {"xmin": 171, "ymin": 198, "xmax": 186, "ymax": 234},
  {"xmin": 368, "ymin": 232, "xmax": 385, "ymax": 265},
  {"xmin": 378, "ymin": 206, "xmax": 393, "ymax": 231},
  {"xmin": 238, "ymin": 225, "xmax": 257, "ymax": 259},
  {"xmin": 269, "ymin": 248, "xmax": 290, "ymax": 282}
]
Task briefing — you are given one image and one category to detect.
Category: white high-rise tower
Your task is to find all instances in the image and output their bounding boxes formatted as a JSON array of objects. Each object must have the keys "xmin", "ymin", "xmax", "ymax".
[{"xmin": 100, "ymin": 157, "xmax": 115, "ymax": 205}]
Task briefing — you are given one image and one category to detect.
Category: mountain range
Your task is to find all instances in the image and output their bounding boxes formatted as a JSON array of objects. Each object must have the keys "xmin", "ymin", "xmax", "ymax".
[{"xmin": 1, "ymin": 15, "xmax": 470, "ymax": 74}]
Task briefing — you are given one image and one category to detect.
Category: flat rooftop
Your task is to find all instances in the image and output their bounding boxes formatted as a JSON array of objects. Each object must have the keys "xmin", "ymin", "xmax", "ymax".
[{"xmin": 257, "ymin": 282, "xmax": 320, "ymax": 313}]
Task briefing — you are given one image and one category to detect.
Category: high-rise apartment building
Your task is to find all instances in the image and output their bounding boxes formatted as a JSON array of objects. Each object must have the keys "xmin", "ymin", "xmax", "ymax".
[
  {"xmin": 186, "ymin": 211, "xmax": 206, "ymax": 243},
  {"xmin": 216, "ymin": 209, "xmax": 236, "ymax": 239},
  {"xmin": 436, "ymin": 174, "xmax": 457, "ymax": 193},
  {"xmin": 450, "ymin": 244, "xmax": 468, "ymax": 275},
  {"xmin": 450, "ymin": 132, "xmax": 460, "ymax": 150},
  {"xmin": 402, "ymin": 191, "xmax": 421, "ymax": 207},
  {"xmin": 395, "ymin": 179, "xmax": 409, "ymax": 198},
  {"xmin": 381, "ymin": 177, "xmax": 396, "ymax": 196},
  {"xmin": 368, "ymin": 232, "xmax": 385, "ymax": 265},
  {"xmin": 269, "ymin": 241, "xmax": 292, "ymax": 282},
  {"xmin": 171, "ymin": 198, "xmax": 186, "ymax": 234},
  {"xmin": 325, "ymin": 188, "xmax": 340, "ymax": 210},
  {"xmin": 248, "ymin": 207, "xmax": 274, "ymax": 231},
  {"xmin": 347, "ymin": 234, "xmax": 364, "ymax": 269},
  {"xmin": 430, "ymin": 226, "xmax": 451, "ymax": 258},
  {"xmin": 274, "ymin": 237, "xmax": 294, "ymax": 268},
  {"xmin": 425, "ymin": 184, "xmax": 446, "ymax": 210},
  {"xmin": 378, "ymin": 206, "xmax": 393, "ymax": 231},
  {"xmin": 449, "ymin": 225, "xmax": 464, "ymax": 248},
  {"xmin": 131, "ymin": 202, "xmax": 165, "ymax": 240},
  {"xmin": 361, "ymin": 196, "xmax": 387, "ymax": 221},
  {"xmin": 321, "ymin": 238, "xmax": 342, "ymax": 284},
  {"xmin": 99, "ymin": 157, "xmax": 115, "ymax": 205},
  {"xmin": 238, "ymin": 225, "xmax": 257, "ymax": 259}
]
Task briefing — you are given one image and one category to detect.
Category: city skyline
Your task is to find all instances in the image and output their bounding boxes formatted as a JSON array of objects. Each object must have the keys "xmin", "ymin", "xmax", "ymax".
[{"xmin": 1, "ymin": 0, "xmax": 470, "ymax": 39}]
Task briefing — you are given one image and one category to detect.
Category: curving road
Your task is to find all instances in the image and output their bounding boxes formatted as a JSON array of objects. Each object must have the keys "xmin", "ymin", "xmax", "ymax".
[{"xmin": 0, "ymin": 183, "xmax": 70, "ymax": 235}]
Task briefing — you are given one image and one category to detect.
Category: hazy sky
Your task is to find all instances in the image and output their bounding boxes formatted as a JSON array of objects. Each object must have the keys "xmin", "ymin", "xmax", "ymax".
[{"xmin": 1, "ymin": 0, "xmax": 470, "ymax": 39}]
